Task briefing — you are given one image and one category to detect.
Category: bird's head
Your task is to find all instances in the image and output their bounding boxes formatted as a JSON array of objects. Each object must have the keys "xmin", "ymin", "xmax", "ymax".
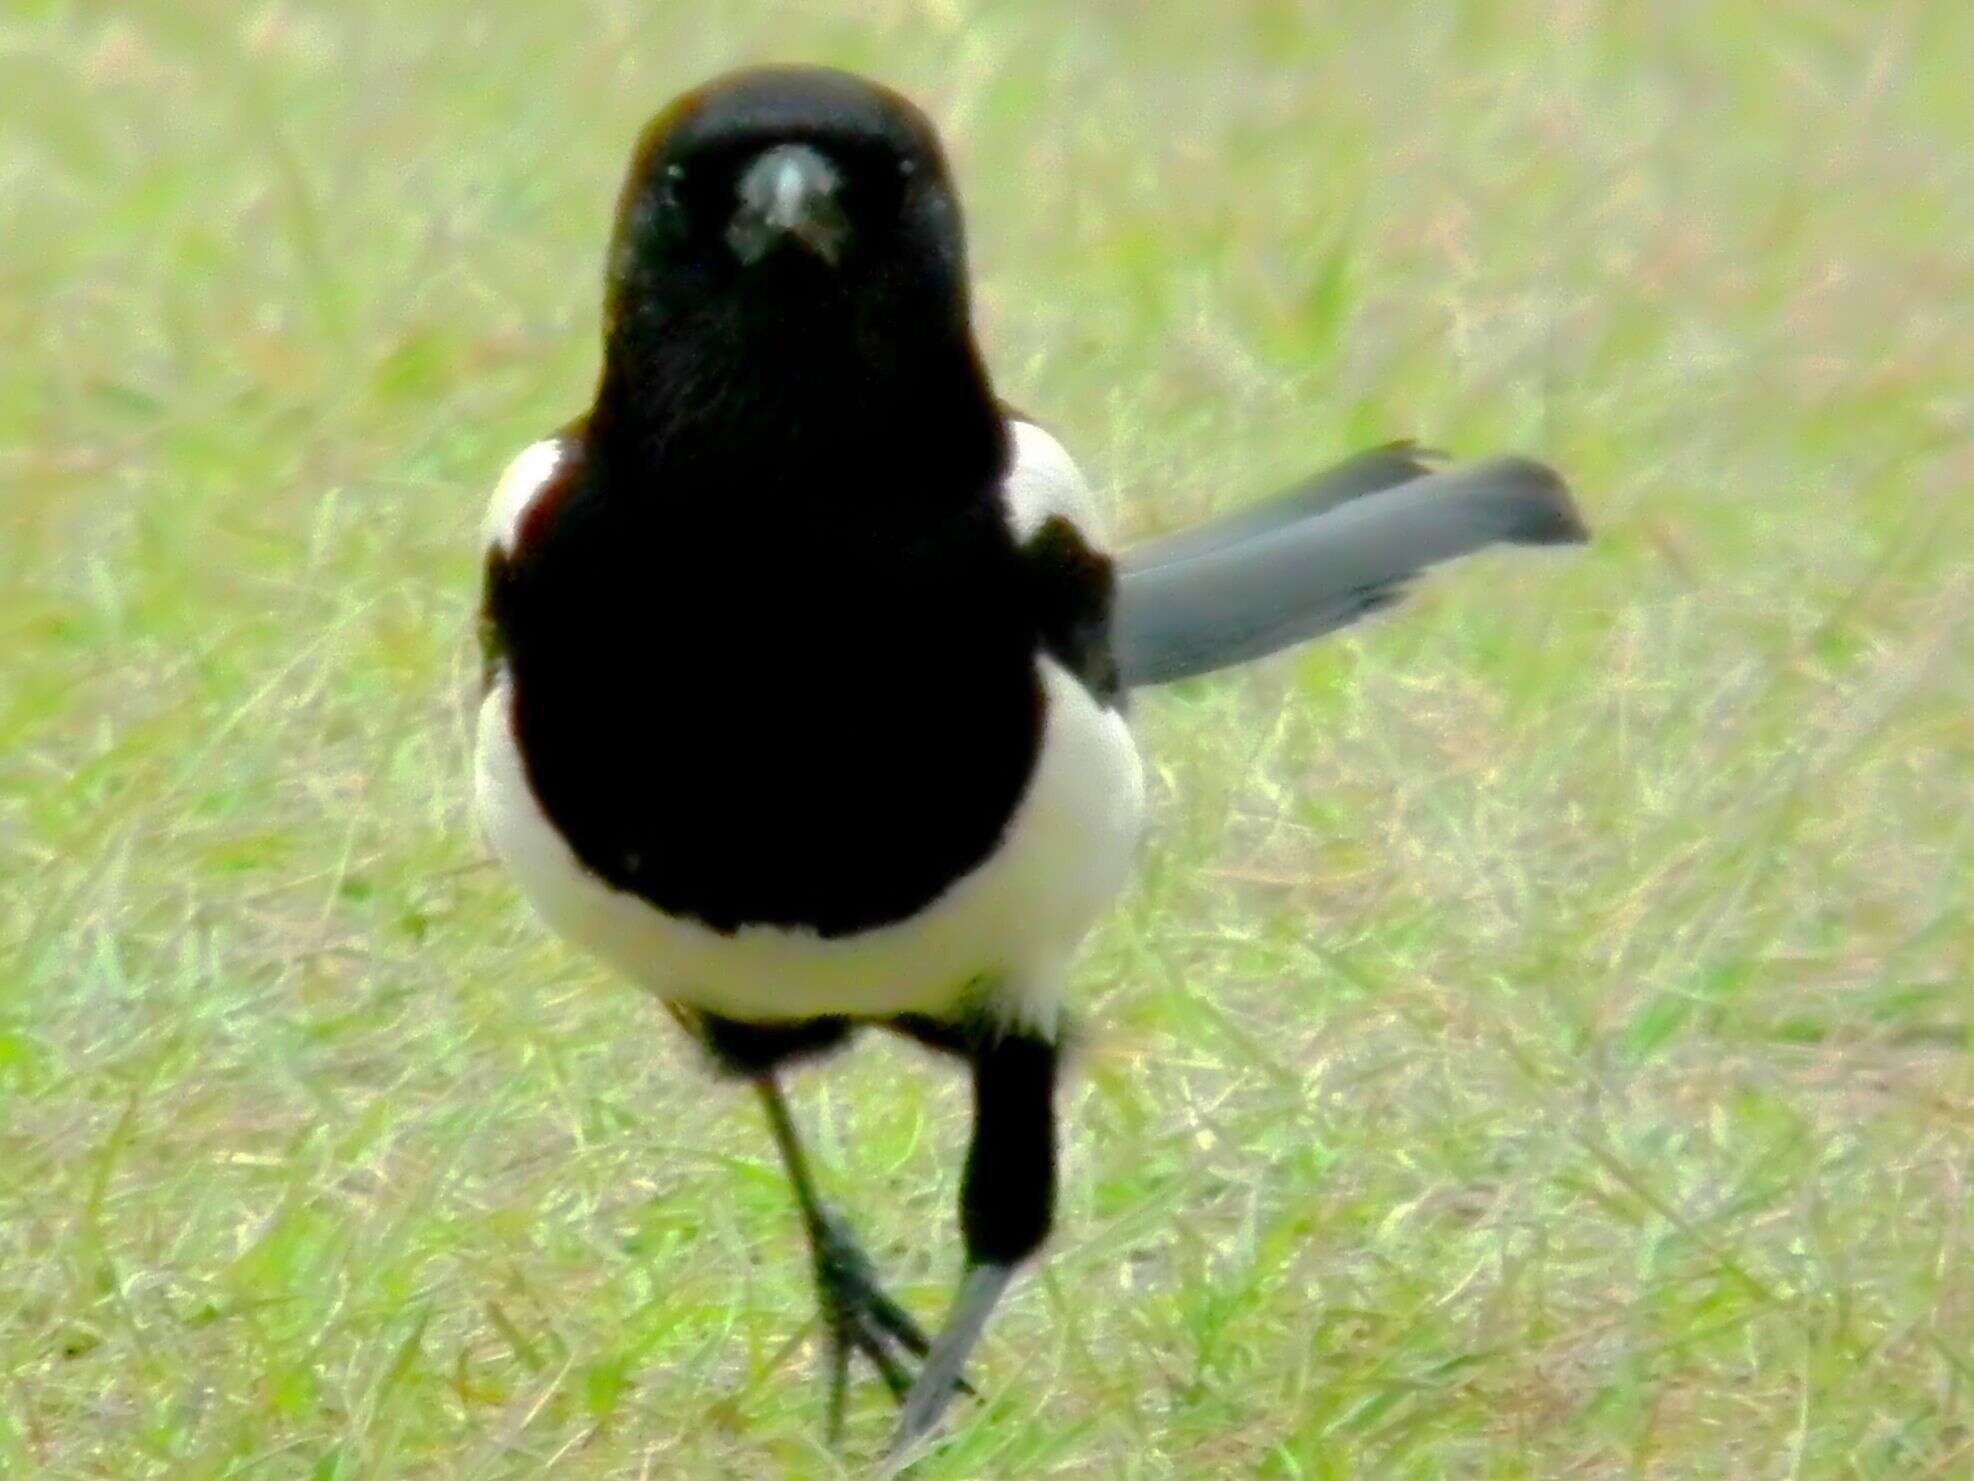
[{"xmin": 603, "ymin": 67, "xmax": 974, "ymax": 362}]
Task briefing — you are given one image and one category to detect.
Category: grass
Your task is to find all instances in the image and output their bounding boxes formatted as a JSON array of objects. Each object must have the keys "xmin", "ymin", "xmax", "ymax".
[{"xmin": 4, "ymin": 0, "xmax": 1972, "ymax": 1473}]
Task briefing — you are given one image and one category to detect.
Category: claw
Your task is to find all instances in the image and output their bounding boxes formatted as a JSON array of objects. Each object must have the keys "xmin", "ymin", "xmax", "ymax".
[
  {"xmin": 808, "ymin": 1211, "xmax": 974, "ymax": 1439},
  {"xmin": 751, "ymin": 1077, "xmax": 975, "ymax": 1442}
]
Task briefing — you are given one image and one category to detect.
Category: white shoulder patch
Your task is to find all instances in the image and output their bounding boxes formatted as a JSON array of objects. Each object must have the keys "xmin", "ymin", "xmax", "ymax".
[
  {"xmin": 484, "ymin": 439, "xmax": 568, "ymax": 554},
  {"xmin": 1002, "ymin": 421, "xmax": 1106, "ymax": 546}
]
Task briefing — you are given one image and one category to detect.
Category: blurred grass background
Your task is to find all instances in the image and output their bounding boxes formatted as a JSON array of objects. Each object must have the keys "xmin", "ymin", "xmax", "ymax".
[{"xmin": 4, "ymin": 0, "xmax": 1972, "ymax": 1474}]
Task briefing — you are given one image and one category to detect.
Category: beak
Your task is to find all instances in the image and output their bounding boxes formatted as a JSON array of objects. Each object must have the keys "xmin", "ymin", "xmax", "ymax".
[{"xmin": 727, "ymin": 143, "xmax": 849, "ymax": 267}]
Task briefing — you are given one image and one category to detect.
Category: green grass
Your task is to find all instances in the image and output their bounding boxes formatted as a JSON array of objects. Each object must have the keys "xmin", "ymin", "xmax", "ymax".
[{"xmin": 5, "ymin": 0, "xmax": 1973, "ymax": 1473}]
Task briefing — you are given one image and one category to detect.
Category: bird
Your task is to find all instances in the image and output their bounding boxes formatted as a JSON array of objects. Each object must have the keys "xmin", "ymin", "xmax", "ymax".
[{"xmin": 473, "ymin": 63, "xmax": 1585, "ymax": 1461}]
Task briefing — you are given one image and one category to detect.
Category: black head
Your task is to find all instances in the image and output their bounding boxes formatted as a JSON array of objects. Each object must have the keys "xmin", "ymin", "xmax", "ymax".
[
  {"xmin": 602, "ymin": 68, "xmax": 978, "ymax": 376},
  {"xmin": 592, "ymin": 67, "xmax": 1002, "ymax": 486}
]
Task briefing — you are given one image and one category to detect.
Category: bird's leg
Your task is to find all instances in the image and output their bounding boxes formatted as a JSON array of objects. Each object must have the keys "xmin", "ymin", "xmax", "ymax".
[
  {"xmin": 753, "ymin": 1076, "xmax": 939, "ymax": 1438},
  {"xmin": 886, "ymin": 1026, "xmax": 1059, "ymax": 1463}
]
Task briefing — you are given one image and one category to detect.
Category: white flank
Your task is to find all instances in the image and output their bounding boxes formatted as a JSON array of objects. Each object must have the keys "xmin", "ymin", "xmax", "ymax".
[
  {"xmin": 475, "ymin": 659, "xmax": 1143, "ymax": 1027},
  {"xmin": 475, "ymin": 420, "xmax": 1143, "ymax": 1030}
]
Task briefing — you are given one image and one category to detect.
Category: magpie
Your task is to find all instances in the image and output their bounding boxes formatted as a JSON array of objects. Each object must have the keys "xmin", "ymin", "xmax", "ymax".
[{"xmin": 474, "ymin": 64, "xmax": 1585, "ymax": 1459}]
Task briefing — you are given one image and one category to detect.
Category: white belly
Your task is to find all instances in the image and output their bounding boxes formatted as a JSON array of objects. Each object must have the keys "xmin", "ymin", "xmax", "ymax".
[{"xmin": 474, "ymin": 659, "xmax": 1144, "ymax": 1028}]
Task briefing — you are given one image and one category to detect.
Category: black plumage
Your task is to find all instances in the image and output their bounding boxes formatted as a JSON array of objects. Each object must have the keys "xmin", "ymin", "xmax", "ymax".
[
  {"xmin": 472, "ymin": 63, "xmax": 1585, "ymax": 1462},
  {"xmin": 488, "ymin": 71, "xmax": 1070, "ymax": 941}
]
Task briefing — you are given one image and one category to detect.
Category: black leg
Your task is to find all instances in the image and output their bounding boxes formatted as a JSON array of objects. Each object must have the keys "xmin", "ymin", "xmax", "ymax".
[
  {"xmin": 887, "ymin": 1026, "xmax": 1059, "ymax": 1462},
  {"xmin": 753, "ymin": 1075, "xmax": 944, "ymax": 1440}
]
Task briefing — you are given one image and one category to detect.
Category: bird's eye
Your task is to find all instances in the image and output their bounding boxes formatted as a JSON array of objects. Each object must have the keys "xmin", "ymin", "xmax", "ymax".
[{"xmin": 660, "ymin": 162, "xmax": 691, "ymax": 215}]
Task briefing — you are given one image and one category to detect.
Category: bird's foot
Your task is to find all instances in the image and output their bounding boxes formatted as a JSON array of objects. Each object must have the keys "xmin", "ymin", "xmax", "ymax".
[
  {"xmin": 883, "ymin": 1262, "xmax": 1013, "ymax": 1470},
  {"xmin": 810, "ymin": 1209, "xmax": 971, "ymax": 1442}
]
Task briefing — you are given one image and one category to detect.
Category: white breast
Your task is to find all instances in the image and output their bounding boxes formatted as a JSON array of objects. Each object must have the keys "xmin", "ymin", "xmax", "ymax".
[{"xmin": 475, "ymin": 660, "xmax": 1141, "ymax": 1028}]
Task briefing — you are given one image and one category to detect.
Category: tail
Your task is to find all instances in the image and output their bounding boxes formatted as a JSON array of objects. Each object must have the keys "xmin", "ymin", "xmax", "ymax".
[{"xmin": 1115, "ymin": 453, "xmax": 1586, "ymax": 687}]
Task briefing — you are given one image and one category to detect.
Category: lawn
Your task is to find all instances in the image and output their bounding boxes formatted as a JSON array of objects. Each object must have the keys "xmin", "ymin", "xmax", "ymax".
[{"xmin": 4, "ymin": 0, "xmax": 1972, "ymax": 1474}]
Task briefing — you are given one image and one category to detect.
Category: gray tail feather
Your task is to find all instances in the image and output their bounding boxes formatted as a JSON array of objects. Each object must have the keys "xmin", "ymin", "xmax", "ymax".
[
  {"xmin": 1115, "ymin": 455, "xmax": 1586, "ymax": 687},
  {"xmin": 1124, "ymin": 442, "xmax": 1439, "ymax": 570}
]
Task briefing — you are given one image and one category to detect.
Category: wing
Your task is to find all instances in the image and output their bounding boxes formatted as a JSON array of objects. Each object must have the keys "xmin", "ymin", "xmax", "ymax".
[
  {"xmin": 1000, "ymin": 418, "xmax": 1109, "ymax": 543},
  {"xmin": 478, "ymin": 435, "xmax": 582, "ymax": 693},
  {"xmin": 1114, "ymin": 455, "xmax": 1586, "ymax": 687},
  {"xmin": 1000, "ymin": 419, "xmax": 1124, "ymax": 706}
]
